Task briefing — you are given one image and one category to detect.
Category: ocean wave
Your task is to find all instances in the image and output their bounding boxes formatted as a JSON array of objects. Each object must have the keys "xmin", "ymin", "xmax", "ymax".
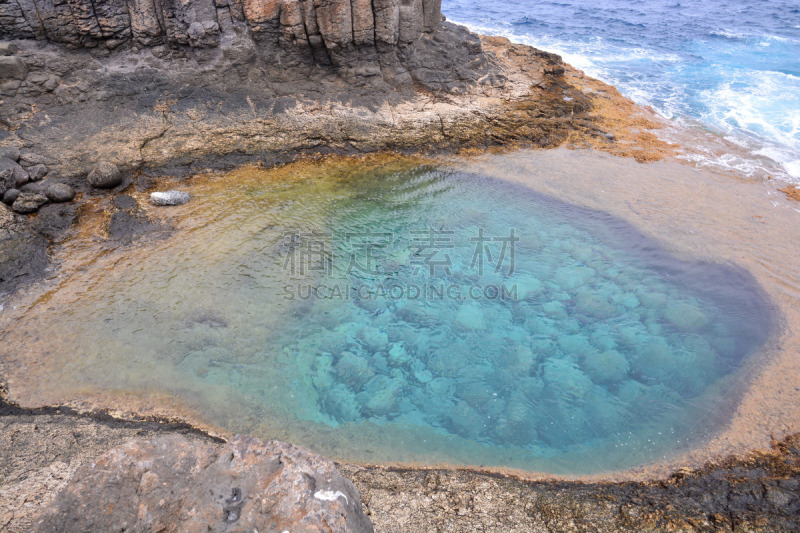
[
  {"xmin": 444, "ymin": 0, "xmax": 800, "ymax": 183},
  {"xmin": 710, "ymin": 29, "xmax": 745, "ymax": 39}
]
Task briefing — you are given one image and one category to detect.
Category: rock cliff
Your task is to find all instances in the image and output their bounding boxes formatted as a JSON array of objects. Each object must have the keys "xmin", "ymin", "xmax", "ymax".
[
  {"xmin": 1, "ymin": 0, "xmax": 442, "ymax": 81},
  {"xmin": 0, "ymin": 0, "xmax": 442, "ymax": 49}
]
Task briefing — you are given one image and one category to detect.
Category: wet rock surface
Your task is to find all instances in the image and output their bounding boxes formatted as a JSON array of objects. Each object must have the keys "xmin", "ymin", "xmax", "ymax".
[
  {"xmin": 0, "ymin": 206, "xmax": 47, "ymax": 291},
  {"xmin": 33, "ymin": 434, "xmax": 373, "ymax": 533}
]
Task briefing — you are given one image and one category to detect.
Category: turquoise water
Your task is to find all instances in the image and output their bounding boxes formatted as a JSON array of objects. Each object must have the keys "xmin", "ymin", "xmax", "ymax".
[
  {"xmin": 443, "ymin": 0, "xmax": 800, "ymax": 181},
  {"xmin": 9, "ymin": 161, "xmax": 772, "ymax": 473},
  {"xmin": 276, "ymin": 166, "xmax": 770, "ymax": 459}
]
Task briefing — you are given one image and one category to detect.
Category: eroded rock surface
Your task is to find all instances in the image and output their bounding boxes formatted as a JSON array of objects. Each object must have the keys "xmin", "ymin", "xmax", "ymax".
[{"xmin": 34, "ymin": 434, "xmax": 373, "ymax": 533}]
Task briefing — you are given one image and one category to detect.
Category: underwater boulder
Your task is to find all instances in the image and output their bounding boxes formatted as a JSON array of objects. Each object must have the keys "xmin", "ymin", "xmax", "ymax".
[
  {"xmin": 542, "ymin": 358, "xmax": 593, "ymax": 404},
  {"xmin": 516, "ymin": 274, "xmax": 544, "ymax": 300},
  {"xmin": 514, "ymin": 344, "xmax": 538, "ymax": 375},
  {"xmin": 618, "ymin": 292, "xmax": 641, "ymax": 309},
  {"xmin": 638, "ymin": 289, "xmax": 668, "ymax": 310},
  {"xmin": 387, "ymin": 342, "xmax": 410, "ymax": 367},
  {"xmin": 456, "ymin": 379, "xmax": 494, "ymax": 407},
  {"xmin": 409, "ymin": 360, "xmax": 433, "ymax": 384},
  {"xmin": 630, "ymin": 337, "xmax": 675, "ymax": 379},
  {"xmin": 321, "ymin": 383, "xmax": 361, "ymax": 423},
  {"xmin": 357, "ymin": 326, "xmax": 389, "ymax": 352},
  {"xmin": 445, "ymin": 400, "xmax": 486, "ymax": 439},
  {"xmin": 574, "ymin": 291, "xmax": 618, "ymax": 320},
  {"xmin": 582, "ymin": 349, "xmax": 630, "ymax": 384},
  {"xmin": 584, "ymin": 385, "xmax": 628, "ymax": 436},
  {"xmin": 455, "ymin": 302, "xmax": 486, "ymax": 330},
  {"xmin": 553, "ymin": 265, "xmax": 596, "ymax": 290},
  {"xmin": 558, "ymin": 334, "xmax": 593, "ymax": 356},
  {"xmin": 359, "ymin": 375, "xmax": 404, "ymax": 418},
  {"xmin": 425, "ymin": 377, "xmax": 455, "ymax": 399},
  {"xmin": 664, "ymin": 301, "xmax": 710, "ymax": 332},
  {"xmin": 541, "ymin": 301, "xmax": 567, "ymax": 319},
  {"xmin": 335, "ymin": 351, "xmax": 374, "ymax": 391}
]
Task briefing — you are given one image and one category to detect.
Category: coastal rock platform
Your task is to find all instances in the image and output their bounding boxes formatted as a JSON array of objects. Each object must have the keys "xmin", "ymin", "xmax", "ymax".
[{"xmin": 4, "ymin": 1, "xmax": 795, "ymax": 532}]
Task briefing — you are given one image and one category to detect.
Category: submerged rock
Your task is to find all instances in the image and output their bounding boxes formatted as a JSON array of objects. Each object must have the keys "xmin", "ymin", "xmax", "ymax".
[
  {"xmin": 335, "ymin": 351, "xmax": 374, "ymax": 391},
  {"xmin": 582, "ymin": 349, "xmax": 630, "ymax": 384},
  {"xmin": 664, "ymin": 301, "xmax": 710, "ymax": 332},
  {"xmin": 150, "ymin": 190, "xmax": 191, "ymax": 206},
  {"xmin": 33, "ymin": 435, "xmax": 373, "ymax": 533},
  {"xmin": 0, "ymin": 207, "xmax": 48, "ymax": 291},
  {"xmin": 455, "ymin": 302, "xmax": 486, "ymax": 330}
]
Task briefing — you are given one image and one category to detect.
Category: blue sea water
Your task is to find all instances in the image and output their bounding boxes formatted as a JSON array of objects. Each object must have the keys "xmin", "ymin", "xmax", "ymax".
[{"xmin": 443, "ymin": 0, "xmax": 800, "ymax": 181}]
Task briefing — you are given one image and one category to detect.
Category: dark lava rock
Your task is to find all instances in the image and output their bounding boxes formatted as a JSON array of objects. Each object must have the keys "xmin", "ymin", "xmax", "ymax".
[
  {"xmin": 19, "ymin": 180, "xmax": 49, "ymax": 195},
  {"xmin": 149, "ymin": 190, "xmax": 191, "ymax": 206},
  {"xmin": 0, "ymin": 56, "xmax": 27, "ymax": 80},
  {"xmin": 45, "ymin": 183, "xmax": 75, "ymax": 203},
  {"xmin": 0, "ymin": 208, "xmax": 47, "ymax": 291},
  {"xmin": 0, "ymin": 158, "xmax": 28, "ymax": 188},
  {"xmin": 32, "ymin": 203, "xmax": 78, "ymax": 242},
  {"xmin": 11, "ymin": 192, "xmax": 48, "ymax": 214},
  {"xmin": 2, "ymin": 188, "xmax": 20, "ymax": 205},
  {"xmin": 34, "ymin": 435, "xmax": 374, "ymax": 533},
  {"xmin": 0, "ymin": 43, "xmax": 19, "ymax": 56},
  {"xmin": 112, "ymin": 194, "xmax": 137, "ymax": 209},
  {"xmin": 87, "ymin": 161, "xmax": 122, "ymax": 189},
  {"xmin": 0, "ymin": 146, "xmax": 20, "ymax": 161},
  {"xmin": 26, "ymin": 164, "xmax": 48, "ymax": 181}
]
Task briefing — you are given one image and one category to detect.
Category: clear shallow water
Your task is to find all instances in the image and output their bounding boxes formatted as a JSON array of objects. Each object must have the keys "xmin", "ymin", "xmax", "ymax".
[
  {"xmin": 443, "ymin": 0, "xmax": 800, "ymax": 181},
  {"xmin": 5, "ymin": 159, "xmax": 773, "ymax": 474}
]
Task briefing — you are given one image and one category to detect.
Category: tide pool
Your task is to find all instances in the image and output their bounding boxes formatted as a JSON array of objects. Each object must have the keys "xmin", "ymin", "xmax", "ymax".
[{"xmin": 2, "ymin": 158, "xmax": 772, "ymax": 474}]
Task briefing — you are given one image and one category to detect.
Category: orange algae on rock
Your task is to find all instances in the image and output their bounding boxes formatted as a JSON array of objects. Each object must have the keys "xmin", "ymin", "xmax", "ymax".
[{"xmin": 779, "ymin": 185, "xmax": 800, "ymax": 202}]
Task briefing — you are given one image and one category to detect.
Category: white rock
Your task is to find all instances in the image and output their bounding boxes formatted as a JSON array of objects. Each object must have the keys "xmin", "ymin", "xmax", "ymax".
[
  {"xmin": 314, "ymin": 490, "xmax": 349, "ymax": 504},
  {"xmin": 149, "ymin": 190, "xmax": 190, "ymax": 206}
]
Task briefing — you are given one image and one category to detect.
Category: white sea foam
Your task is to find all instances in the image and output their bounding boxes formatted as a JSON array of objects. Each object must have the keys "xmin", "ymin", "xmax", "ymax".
[
  {"xmin": 754, "ymin": 147, "xmax": 800, "ymax": 179},
  {"xmin": 710, "ymin": 29, "xmax": 745, "ymax": 39},
  {"xmin": 450, "ymin": 16, "xmax": 800, "ymax": 184}
]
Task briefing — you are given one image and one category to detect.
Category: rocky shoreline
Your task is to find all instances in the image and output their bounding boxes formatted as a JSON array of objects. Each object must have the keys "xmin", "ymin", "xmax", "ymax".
[
  {"xmin": 2, "ymin": 0, "xmax": 797, "ymax": 531},
  {"xmin": 2, "ymin": 400, "xmax": 799, "ymax": 532}
]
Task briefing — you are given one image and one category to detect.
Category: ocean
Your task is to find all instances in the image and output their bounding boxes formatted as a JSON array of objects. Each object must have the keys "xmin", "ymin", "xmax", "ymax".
[{"xmin": 443, "ymin": 0, "xmax": 800, "ymax": 182}]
